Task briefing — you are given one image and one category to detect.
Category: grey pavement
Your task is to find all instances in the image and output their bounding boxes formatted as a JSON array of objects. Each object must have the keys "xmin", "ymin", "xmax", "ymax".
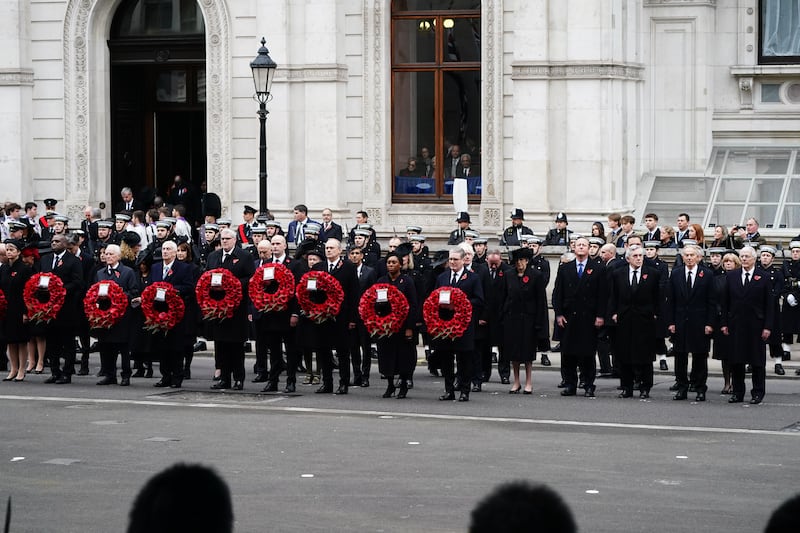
[{"xmin": 0, "ymin": 350, "xmax": 798, "ymax": 533}]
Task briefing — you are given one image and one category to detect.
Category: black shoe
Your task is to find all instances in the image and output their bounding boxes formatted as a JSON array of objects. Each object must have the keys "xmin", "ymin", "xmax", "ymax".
[
  {"xmin": 750, "ymin": 396, "xmax": 763, "ymax": 405},
  {"xmin": 659, "ymin": 360, "xmax": 668, "ymax": 371},
  {"xmin": 618, "ymin": 389, "xmax": 633, "ymax": 398},
  {"xmin": 360, "ymin": 379, "xmax": 369, "ymax": 388},
  {"xmin": 429, "ymin": 368, "xmax": 440, "ymax": 377},
  {"xmin": 407, "ymin": 379, "xmax": 413, "ymax": 389},
  {"xmin": 232, "ymin": 381, "xmax": 244, "ymax": 390},
  {"xmin": 688, "ymin": 384, "xmax": 696, "ymax": 393},
  {"xmin": 728, "ymin": 395, "xmax": 744, "ymax": 403},
  {"xmin": 578, "ymin": 380, "xmax": 585, "ymax": 389},
  {"xmin": 783, "ymin": 350, "xmax": 792, "ymax": 361},
  {"xmin": 352, "ymin": 377, "xmax": 363, "ymax": 387},
  {"xmin": 397, "ymin": 382, "xmax": 408, "ymax": 399},
  {"xmin": 775, "ymin": 364, "xmax": 785, "ymax": 376},
  {"xmin": 144, "ymin": 368, "xmax": 153, "ymax": 379},
  {"xmin": 560, "ymin": 387, "xmax": 577, "ymax": 396},
  {"xmin": 96, "ymin": 376, "xmax": 117, "ymax": 385},
  {"xmin": 673, "ymin": 390, "xmax": 688, "ymax": 401},
  {"xmin": 471, "ymin": 384, "xmax": 482, "ymax": 392},
  {"xmin": 382, "ymin": 383, "xmax": 396, "ymax": 398},
  {"xmin": 540, "ymin": 354, "xmax": 552, "ymax": 366},
  {"xmin": 211, "ymin": 381, "xmax": 230, "ymax": 390},
  {"xmin": 252, "ymin": 373, "xmax": 268, "ymax": 383},
  {"xmin": 439, "ymin": 392, "xmax": 455, "ymax": 401},
  {"xmin": 551, "ymin": 343, "xmax": 561, "ymax": 352},
  {"xmin": 334, "ymin": 385, "xmax": 348, "ymax": 395},
  {"xmin": 55, "ymin": 375, "xmax": 71, "ymax": 384},
  {"xmin": 193, "ymin": 340, "xmax": 207, "ymax": 352},
  {"xmin": 523, "ymin": 388, "xmax": 533, "ymax": 395},
  {"xmin": 695, "ymin": 392, "xmax": 706, "ymax": 402},
  {"xmin": 119, "ymin": 377, "xmax": 130, "ymax": 387},
  {"xmin": 132, "ymin": 369, "xmax": 146, "ymax": 378},
  {"xmin": 169, "ymin": 379, "xmax": 183, "ymax": 389},
  {"xmin": 262, "ymin": 382, "xmax": 279, "ymax": 392},
  {"xmin": 153, "ymin": 379, "xmax": 170, "ymax": 388},
  {"xmin": 77, "ymin": 365, "xmax": 89, "ymax": 376},
  {"xmin": 585, "ymin": 386, "xmax": 596, "ymax": 398},
  {"xmin": 283, "ymin": 382, "xmax": 296, "ymax": 393},
  {"xmin": 458, "ymin": 392, "xmax": 469, "ymax": 402},
  {"xmin": 315, "ymin": 385, "xmax": 333, "ymax": 394},
  {"xmin": 501, "ymin": 377, "xmax": 510, "ymax": 385},
  {"xmin": 44, "ymin": 375, "xmax": 58, "ymax": 384},
  {"xmin": 183, "ymin": 368, "xmax": 191, "ymax": 380},
  {"xmin": 557, "ymin": 380, "xmax": 567, "ymax": 388},
  {"xmin": 639, "ymin": 390, "xmax": 650, "ymax": 399},
  {"xmin": 669, "ymin": 382, "xmax": 680, "ymax": 391}
]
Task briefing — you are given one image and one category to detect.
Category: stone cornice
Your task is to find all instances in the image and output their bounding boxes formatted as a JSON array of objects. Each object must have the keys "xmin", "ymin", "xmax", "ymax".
[
  {"xmin": 276, "ymin": 64, "xmax": 348, "ymax": 83},
  {"xmin": 644, "ymin": 0, "xmax": 716, "ymax": 7},
  {"xmin": 511, "ymin": 62, "xmax": 644, "ymax": 81},
  {"xmin": 0, "ymin": 68, "xmax": 34, "ymax": 86}
]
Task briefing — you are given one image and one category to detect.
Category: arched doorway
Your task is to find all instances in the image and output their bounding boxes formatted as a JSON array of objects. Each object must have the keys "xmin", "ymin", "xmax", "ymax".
[{"xmin": 108, "ymin": 0, "xmax": 206, "ymax": 213}]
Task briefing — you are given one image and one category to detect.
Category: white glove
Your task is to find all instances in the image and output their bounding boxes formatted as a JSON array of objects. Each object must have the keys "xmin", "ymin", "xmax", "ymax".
[{"xmin": 788, "ymin": 294, "xmax": 798, "ymax": 307}]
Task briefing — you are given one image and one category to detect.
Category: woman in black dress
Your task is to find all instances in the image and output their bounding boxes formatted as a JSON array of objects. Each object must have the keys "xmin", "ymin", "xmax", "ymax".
[
  {"xmin": 713, "ymin": 253, "xmax": 741, "ymax": 394},
  {"xmin": 375, "ymin": 247, "xmax": 419, "ymax": 398},
  {"xmin": 177, "ymin": 241, "xmax": 202, "ymax": 379},
  {"xmin": 1, "ymin": 239, "xmax": 33, "ymax": 381},
  {"xmin": 500, "ymin": 247, "xmax": 549, "ymax": 394}
]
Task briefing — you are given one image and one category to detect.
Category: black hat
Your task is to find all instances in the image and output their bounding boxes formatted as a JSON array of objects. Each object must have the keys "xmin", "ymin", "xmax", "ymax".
[
  {"xmin": 121, "ymin": 231, "xmax": 141, "ymax": 246},
  {"xmin": 7, "ymin": 220, "xmax": 27, "ymax": 232},
  {"xmin": 431, "ymin": 250, "xmax": 450, "ymax": 268},
  {"xmin": 44, "ymin": 198, "xmax": 58, "ymax": 208},
  {"xmin": 295, "ymin": 239, "xmax": 324, "ymax": 259},
  {"xmin": 243, "ymin": 205, "xmax": 257, "ymax": 214},
  {"xmin": 456, "ymin": 211, "xmax": 471, "ymax": 223},
  {"xmin": 387, "ymin": 242, "xmax": 413, "ymax": 261},
  {"xmin": 555, "ymin": 212, "xmax": 568, "ymax": 223},
  {"xmin": 511, "ymin": 247, "xmax": 533, "ymax": 262},
  {"xmin": 3, "ymin": 238, "xmax": 25, "ymax": 250},
  {"xmin": 135, "ymin": 249, "xmax": 154, "ymax": 268},
  {"xmin": 510, "ymin": 208, "xmax": 524, "ymax": 220}
]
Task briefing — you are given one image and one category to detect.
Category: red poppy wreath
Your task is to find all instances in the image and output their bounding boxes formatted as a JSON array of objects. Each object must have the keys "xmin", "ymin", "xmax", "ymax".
[
  {"xmin": 358, "ymin": 283, "xmax": 409, "ymax": 338},
  {"xmin": 423, "ymin": 287, "xmax": 473, "ymax": 341},
  {"xmin": 23, "ymin": 273, "xmax": 66, "ymax": 324},
  {"xmin": 296, "ymin": 271, "xmax": 343, "ymax": 324},
  {"xmin": 83, "ymin": 281, "xmax": 129, "ymax": 329},
  {"xmin": 141, "ymin": 282, "xmax": 185, "ymax": 333},
  {"xmin": 195, "ymin": 268, "xmax": 242, "ymax": 321},
  {"xmin": 249, "ymin": 264, "xmax": 295, "ymax": 313}
]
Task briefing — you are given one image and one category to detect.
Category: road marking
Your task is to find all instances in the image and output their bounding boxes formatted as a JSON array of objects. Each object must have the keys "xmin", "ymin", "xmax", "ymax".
[{"xmin": 1, "ymin": 394, "xmax": 799, "ymax": 437}]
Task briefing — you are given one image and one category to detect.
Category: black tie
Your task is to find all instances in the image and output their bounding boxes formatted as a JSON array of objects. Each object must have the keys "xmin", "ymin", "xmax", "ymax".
[
  {"xmin": 631, "ymin": 270, "xmax": 639, "ymax": 289},
  {"xmin": 687, "ymin": 270, "xmax": 693, "ymax": 291},
  {"xmin": 744, "ymin": 272, "xmax": 750, "ymax": 285},
  {"xmin": 222, "ymin": 252, "xmax": 229, "ymax": 263},
  {"xmin": 329, "ymin": 262, "xmax": 335, "ymax": 273},
  {"xmin": 491, "ymin": 268, "xmax": 496, "ymax": 280},
  {"xmin": 451, "ymin": 272, "xmax": 458, "ymax": 286}
]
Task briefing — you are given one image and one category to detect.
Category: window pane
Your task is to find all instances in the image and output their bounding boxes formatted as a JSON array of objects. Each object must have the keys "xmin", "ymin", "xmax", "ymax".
[
  {"xmin": 711, "ymin": 149, "xmax": 726, "ymax": 174},
  {"xmin": 393, "ymin": 20, "xmax": 436, "ymax": 63},
  {"xmin": 782, "ymin": 205, "xmax": 800, "ymax": 227},
  {"xmin": 762, "ymin": 0, "xmax": 800, "ymax": 57},
  {"xmin": 708, "ymin": 205, "xmax": 746, "ymax": 227},
  {"xmin": 393, "ymin": 71, "xmax": 436, "ymax": 195},
  {"xmin": 156, "ymin": 70, "xmax": 187, "ymax": 103},
  {"xmin": 196, "ymin": 69, "xmax": 206, "ymax": 103},
  {"xmin": 716, "ymin": 177, "xmax": 752, "ymax": 203},
  {"xmin": 746, "ymin": 204, "xmax": 778, "ymax": 227},
  {"xmin": 723, "ymin": 149, "xmax": 791, "ymax": 174},
  {"xmin": 443, "ymin": 18, "xmax": 481, "ymax": 63},
  {"xmin": 113, "ymin": 0, "xmax": 205, "ymax": 37},
  {"xmin": 750, "ymin": 177, "xmax": 784, "ymax": 202},
  {"xmin": 649, "ymin": 176, "xmax": 715, "ymax": 203},
  {"xmin": 442, "ymin": 70, "xmax": 481, "ymax": 168},
  {"xmin": 761, "ymin": 83, "xmax": 781, "ymax": 102},
  {"xmin": 393, "ymin": 0, "xmax": 481, "ymax": 11}
]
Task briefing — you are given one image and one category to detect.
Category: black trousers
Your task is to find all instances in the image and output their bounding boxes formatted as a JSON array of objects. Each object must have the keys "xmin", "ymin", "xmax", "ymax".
[
  {"xmin": 674, "ymin": 351, "xmax": 708, "ymax": 392},
  {"xmin": 731, "ymin": 363, "xmax": 765, "ymax": 399},
  {"xmin": 620, "ymin": 362, "xmax": 653, "ymax": 391},
  {"xmin": 266, "ymin": 329, "xmax": 295, "ymax": 384},
  {"xmin": 596, "ymin": 334, "xmax": 613, "ymax": 375},
  {"xmin": 216, "ymin": 341, "xmax": 245, "ymax": 384},
  {"xmin": 154, "ymin": 333, "xmax": 182, "ymax": 382},
  {"xmin": 476, "ymin": 338, "xmax": 498, "ymax": 382},
  {"xmin": 99, "ymin": 342, "xmax": 131, "ymax": 379},
  {"xmin": 438, "ymin": 349, "xmax": 473, "ymax": 394},
  {"xmin": 563, "ymin": 351, "xmax": 596, "ymax": 389},
  {"xmin": 349, "ymin": 323, "xmax": 371, "ymax": 381},
  {"xmin": 46, "ymin": 326, "xmax": 76, "ymax": 377},
  {"xmin": 254, "ymin": 321, "xmax": 270, "ymax": 375},
  {"xmin": 319, "ymin": 325, "xmax": 351, "ymax": 387}
]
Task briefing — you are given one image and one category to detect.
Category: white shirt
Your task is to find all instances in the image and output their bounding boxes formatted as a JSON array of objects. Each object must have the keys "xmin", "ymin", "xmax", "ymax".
[
  {"xmin": 629, "ymin": 267, "xmax": 640, "ymax": 284},
  {"xmin": 742, "ymin": 267, "xmax": 755, "ymax": 285},
  {"xmin": 686, "ymin": 265, "xmax": 697, "ymax": 282}
]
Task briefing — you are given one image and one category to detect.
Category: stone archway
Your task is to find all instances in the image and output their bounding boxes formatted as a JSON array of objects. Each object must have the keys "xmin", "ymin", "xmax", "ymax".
[{"xmin": 62, "ymin": 0, "xmax": 231, "ymax": 219}]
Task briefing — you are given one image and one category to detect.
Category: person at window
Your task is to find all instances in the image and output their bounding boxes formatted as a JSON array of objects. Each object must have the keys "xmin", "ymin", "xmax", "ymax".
[
  {"xmin": 544, "ymin": 212, "xmax": 573, "ymax": 246},
  {"xmin": 419, "ymin": 146, "xmax": 433, "ymax": 176},
  {"xmin": 459, "ymin": 154, "xmax": 479, "ymax": 177},
  {"xmin": 398, "ymin": 157, "xmax": 423, "ymax": 177},
  {"xmin": 445, "ymin": 143, "xmax": 462, "ymax": 178},
  {"xmin": 447, "ymin": 212, "xmax": 473, "ymax": 245}
]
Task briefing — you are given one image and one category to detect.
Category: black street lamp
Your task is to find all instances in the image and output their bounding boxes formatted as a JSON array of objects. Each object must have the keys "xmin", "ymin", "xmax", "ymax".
[{"xmin": 250, "ymin": 37, "xmax": 278, "ymax": 217}]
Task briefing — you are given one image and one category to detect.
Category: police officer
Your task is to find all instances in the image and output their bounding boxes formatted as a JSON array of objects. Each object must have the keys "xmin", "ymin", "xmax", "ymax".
[{"xmin": 500, "ymin": 208, "xmax": 533, "ymax": 246}]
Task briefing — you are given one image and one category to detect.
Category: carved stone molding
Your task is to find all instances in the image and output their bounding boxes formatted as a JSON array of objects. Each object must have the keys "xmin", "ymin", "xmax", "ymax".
[
  {"xmin": 278, "ymin": 64, "xmax": 348, "ymax": 83},
  {"xmin": 512, "ymin": 62, "xmax": 645, "ymax": 81},
  {"xmin": 738, "ymin": 76, "xmax": 754, "ymax": 109},
  {"xmin": 63, "ymin": 0, "xmax": 232, "ymax": 209},
  {"xmin": 644, "ymin": 0, "xmax": 716, "ymax": 6},
  {"xmin": 0, "ymin": 69, "xmax": 34, "ymax": 86}
]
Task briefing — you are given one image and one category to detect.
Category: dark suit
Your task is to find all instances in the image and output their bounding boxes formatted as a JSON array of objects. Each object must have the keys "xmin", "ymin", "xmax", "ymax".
[
  {"xmin": 319, "ymin": 221, "xmax": 344, "ymax": 243},
  {"xmin": 286, "ymin": 218, "xmax": 320, "ymax": 244},
  {"xmin": 447, "ymin": 226, "xmax": 472, "ymax": 245},
  {"xmin": 553, "ymin": 260, "xmax": 608, "ymax": 392},
  {"xmin": 349, "ymin": 263, "xmax": 377, "ymax": 383},
  {"xmin": 608, "ymin": 264, "xmax": 662, "ymax": 394},
  {"xmin": 94, "ymin": 263, "xmax": 141, "ymax": 379},
  {"xmin": 114, "ymin": 199, "xmax": 144, "ymax": 213},
  {"xmin": 41, "ymin": 251, "xmax": 84, "ymax": 379},
  {"xmin": 478, "ymin": 263, "xmax": 511, "ymax": 382},
  {"xmin": 150, "ymin": 260, "xmax": 195, "ymax": 384},
  {"xmin": 643, "ymin": 228, "xmax": 662, "ymax": 242},
  {"xmin": 665, "ymin": 265, "xmax": 716, "ymax": 394},
  {"xmin": 206, "ymin": 246, "xmax": 256, "ymax": 385},
  {"xmin": 720, "ymin": 268, "xmax": 774, "ymax": 401},
  {"xmin": 312, "ymin": 258, "xmax": 359, "ymax": 390},
  {"xmin": 433, "ymin": 268, "xmax": 485, "ymax": 398}
]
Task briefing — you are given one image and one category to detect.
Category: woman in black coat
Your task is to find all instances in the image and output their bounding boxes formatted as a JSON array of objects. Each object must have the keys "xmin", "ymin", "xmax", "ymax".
[
  {"xmin": 500, "ymin": 247, "xmax": 549, "ymax": 394},
  {"xmin": 713, "ymin": 253, "xmax": 740, "ymax": 394},
  {"xmin": 1, "ymin": 239, "xmax": 33, "ymax": 381},
  {"xmin": 177, "ymin": 242, "xmax": 202, "ymax": 379},
  {"xmin": 375, "ymin": 250, "xmax": 419, "ymax": 398}
]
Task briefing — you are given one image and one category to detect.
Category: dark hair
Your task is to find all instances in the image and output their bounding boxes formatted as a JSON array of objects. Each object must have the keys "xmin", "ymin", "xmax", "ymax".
[
  {"xmin": 765, "ymin": 494, "xmax": 800, "ymax": 533},
  {"xmin": 25, "ymin": 201, "xmax": 37, "ymax": 211},
  {"xmin": 293, "ymin": 204, "xmax": 308, "ymax": 215},
  {"xmin": 678, "ymin": 212, "xmax": 690, "ymax": 221},
  {"xmin": 127, "ymin": 463, "xmax": 233, "ymax": 533},
  {"xmin": 177, "ymin": 241, "xmax": 193, "ymax": 262},
  {"xmin": 621, "ymin": 215, "xmax": 636, "ymax": 225},
  {"xmin": 591, "ymin": 221, "xmax": 605, "ymax": 238},
  {"xmin": 469, "ymin": 481, "xmax": 576, "ymax": 533},
  {"xmin": 644, "ymin": 212, "xmax": 659, "ymax": 221},
  {"xmin": 173, "ymin": 204, "xmax": 186, "ymax": 217},
  {"xmin": 147, "ymin": 209, "xmax": 160, "ymax": 222},
  {"xmin": 5, "ymin": 202, "xmax": 21, "ymax": 215},
  {"xmin": 356, "ymin": 210, "xmax": 368, "ymax": 219}
]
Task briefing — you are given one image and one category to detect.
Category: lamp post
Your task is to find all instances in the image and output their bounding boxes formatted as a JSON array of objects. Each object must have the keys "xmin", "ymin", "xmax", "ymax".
[{"xmin": 250, "ymin": 37, "xmax": 278, "ymax": 217}]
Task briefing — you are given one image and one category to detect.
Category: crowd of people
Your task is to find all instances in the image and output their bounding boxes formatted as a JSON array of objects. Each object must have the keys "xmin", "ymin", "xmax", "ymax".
[{"xmin": 0, "ymin": 190, "xmax": 797, "ymax": 404}]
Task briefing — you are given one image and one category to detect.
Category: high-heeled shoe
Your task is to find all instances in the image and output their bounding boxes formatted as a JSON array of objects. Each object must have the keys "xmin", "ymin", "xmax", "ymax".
[
  {"xmin": 34, "ymin": 368, "xmax": 44, "ymax": 374},
  {"xmin": 509, "ymin": 387, "xmax": 521, "ymax": 394},
  {"xmin": 3, "ymin": 372, "xmax": 17, "ymax": 382},
  {"xmin": 14, "ymin": 376, "xmax": 25, "ymax": 382},
  {"xmin": 523, "ymin": 387, "xmax": 532, "ymax": 395},
  {"xmin": 382, "ymin": 383, "xmax": 396, "ymax": 398},
  {"xmin": 397, "ymin": 381, "xmax": 408, "ymax": 399},
  {"xmin": 25, "ymin": 366, "xmax": 34, "ymax": 374}
]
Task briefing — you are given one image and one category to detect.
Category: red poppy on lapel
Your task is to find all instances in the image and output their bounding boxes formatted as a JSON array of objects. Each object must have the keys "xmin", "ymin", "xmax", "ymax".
[
  {"xmin": 460, "ymin": 273, "xmax": 467, "ymax": 282},
  {"xmin": 586, "ymin": 269, "xmax": 593, "ymax": 275},
  {"xmin": 114, "ymin": 271, "xmax": 120, "ymax": 278},
  {"xmin": 233, "ymin": 259, "xmax": 239, "ymax": 264},
  {"xmin": 522, "ymin": 275, "xmax": 529, "ymax": 283},
  {"xmin": 11, "ymin": 272, "xmax": 17, "ymax": 277},
  {"xmin": 698, "ymin": 270, "xmax": 704, "ymax": 278},
  {"xmin": 166, "ymin": 269, "xmax": 172, "ymax": 277},
  {"xmin": 57, "ymin": 260, "xmax": 63, "ymax": 267},
  {"xmin": 642, "ymin": 274, "xmax": 648, "ymax": 280},
  {"xmin": 498, "ymin": 271, "xmax": 504, "ymax": 277},
  {"xmin": 754, "ymin": 275, "xmax": 761, "ymax": 281}
]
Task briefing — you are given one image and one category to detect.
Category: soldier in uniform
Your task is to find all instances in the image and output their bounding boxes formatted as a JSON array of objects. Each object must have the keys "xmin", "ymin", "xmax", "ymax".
[
  {"xmin": 759, "ymin": 245, "xmax": 787, "ymax": 375},
  {"xmin": 237, "ymin": 205, "xmax": 258, "ymax": 245},
  {"xmin": 500, "ymin": 208, "xmax": 534, "ymax": 246},
  {"xmin": 351, "ymin": 228, "xmax": 379, "ymax": 267},
  {"xmin": 248, "ymin": 225, "xmax": 268, "ymax": 261},
  {"xmin": 93, "ymin": 219, "xmax": 116, "ymax": 260},
  {"xmin": 781, "ymin": 241, "xmax": 800, "ymax": 375},
  {"xmin": 447, "ymin": 212, "xmax": 472, "ymax": 245},
  {"xmin": 706, "ymin": 246, "xmax": 726, "ymax": 275}
]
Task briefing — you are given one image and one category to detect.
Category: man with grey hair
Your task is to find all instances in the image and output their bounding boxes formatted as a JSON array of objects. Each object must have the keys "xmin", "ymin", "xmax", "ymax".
[
  {"xmin": 719, "ymin": 245, "xmax": 774, "ymax": 404},
  {"xmin": 116, "ymin": 186, "xmax": 142, "ymax": 213},
  {"xmin": 665, "ymin": 244, "xmax": 716, "ymax": 401},
  {"xmin": 608, "ymin": 245, "xmax": 662, "ymax": 399}
]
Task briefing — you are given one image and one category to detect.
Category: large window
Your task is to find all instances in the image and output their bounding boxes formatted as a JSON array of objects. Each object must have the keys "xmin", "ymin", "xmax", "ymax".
[
  {"xmin": 760, "ymin": 0, "xmax": 800, "ymax": 64},
  {"xmin": 391, "ymin": 1, "xmax": 481, "ymax": 202}
]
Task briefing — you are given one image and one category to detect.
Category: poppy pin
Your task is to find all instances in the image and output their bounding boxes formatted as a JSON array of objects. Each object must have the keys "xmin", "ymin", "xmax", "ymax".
[
  {"xmin": 233, "ymin": 259, "xmax": 239, "ymax": 264},
  {"xmin": 57, "ymin": 260, "xmax": 63, "ymax": 267},
  {"xmin": 522, "ymin": 275, "xmax": 529, "ymax": 283},
  {"xmin": 460, "ymin": 273, "xmax": 467, "ymax": 282},
  {"xmin": 114, "ymin": 271, "xmax": 120, "ymax": 278},
  {"xmin": 642, "ymin": 274, "xmax": 648, "ymax": 280},
  {"xmin": 754, "ymin": 275, "xmax": 761, "ymax": 281},
  {"xmin": 698, "ymin": 271, "xmax": 704, "ymax": 278}
]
